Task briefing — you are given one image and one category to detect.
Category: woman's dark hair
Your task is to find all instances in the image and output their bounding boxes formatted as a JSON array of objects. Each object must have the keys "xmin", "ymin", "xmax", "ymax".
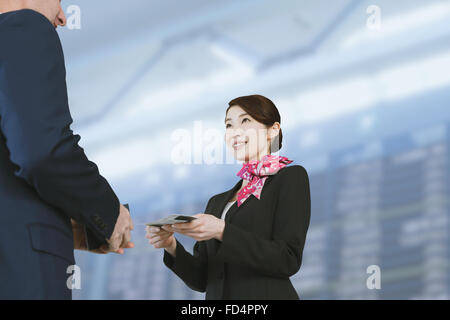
[{"xmin": 226, "ymin": 95, "xmax": 283, "ymax": 153}]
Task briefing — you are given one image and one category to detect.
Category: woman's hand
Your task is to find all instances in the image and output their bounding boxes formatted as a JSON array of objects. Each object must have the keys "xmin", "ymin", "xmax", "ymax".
[
  {"xmin": 146, "ymin": 225, "xmax": 177, "ymax": 256},
  {"xmin": 162, "ymin": 214, "xmax": 225, "ymax": 242}
]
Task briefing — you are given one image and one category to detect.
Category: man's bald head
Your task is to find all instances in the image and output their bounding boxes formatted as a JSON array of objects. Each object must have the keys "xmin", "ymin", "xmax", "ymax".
[{"xmin": 0, "ymin": 0, "xmax": 66, "ymax": 28}]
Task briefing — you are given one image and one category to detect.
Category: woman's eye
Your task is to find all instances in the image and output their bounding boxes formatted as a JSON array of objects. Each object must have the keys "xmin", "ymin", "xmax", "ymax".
[
  {"xmin": 242, "ymin": 118, "xmax": 250, "ymax": 123},
  {"xmin": 226, "ymin": 124, "xmax": 231, "ymax": 128}
]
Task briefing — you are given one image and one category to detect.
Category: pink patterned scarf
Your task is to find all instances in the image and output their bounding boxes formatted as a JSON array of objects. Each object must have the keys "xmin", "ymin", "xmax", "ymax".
[{"xmin": 235, "ymin": 154, "xmax": 293, "ymax": 207}]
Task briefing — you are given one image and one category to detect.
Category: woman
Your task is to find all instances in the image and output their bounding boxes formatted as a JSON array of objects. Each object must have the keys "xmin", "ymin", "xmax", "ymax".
[{"xmin": 146, "ymin": 95, "xmax": 311, "ymax": 300}]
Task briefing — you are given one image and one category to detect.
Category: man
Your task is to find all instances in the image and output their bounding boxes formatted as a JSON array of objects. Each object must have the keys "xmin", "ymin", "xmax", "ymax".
[{"xmin": 0, "ymin": 0, "xmax": 134, "ymax": 299}]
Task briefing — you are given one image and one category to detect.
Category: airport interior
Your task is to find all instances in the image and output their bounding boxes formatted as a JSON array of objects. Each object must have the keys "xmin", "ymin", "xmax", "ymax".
[{"xmin": 53, "ymin": 0, "xmax": 450, "ymax": 299}]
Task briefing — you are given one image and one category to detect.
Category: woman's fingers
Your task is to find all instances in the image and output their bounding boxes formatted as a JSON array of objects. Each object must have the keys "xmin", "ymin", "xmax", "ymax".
[
  {"xmin": 148, "ymin": 230, "xmax": 173, "ymax": 242},
  {"xmin": 149, "ymin": 234, "xmax": 172, "ymax": 244},
  {"xmin": 148, "ymin": 232, "xmax": 172, "ymax": 244},
  {"xmin": 171, "ymin": 225, "xmax": 194, "ymax": 233},
  {"xmin": 146, "ymin": 226, "xmax": 173, "ymax": 239},
  {"xmin": 161, "ymin": 224, "xmax": 177, "ymax": 232},
  {"xmin": 150, "ymin": 236, "xmax": 173, "ymax": 248},
  {"xmin": 146, "ymin": 232, "xmax": 160, "ymax": 239},
  {"xmin": 146, "ymin": 226, "xmax": 160, "ymax": 232},
  {"xmin": 146, "ymin": 226, "xmax": 169, "ymax": 235},
  {"xmin": 172, "ymin": 224, "xmax": 202, "ymax": 235},
  {"xmin": 172, "ymin": 219, "xmax": 200, "ymax": 230},
  {"xmin": 146, "ymin": 222, "xmax": 203, "ymax": 245},
  {"xmin": 145, "ymin": 225, "xmax": 177, "ymax": 249}
]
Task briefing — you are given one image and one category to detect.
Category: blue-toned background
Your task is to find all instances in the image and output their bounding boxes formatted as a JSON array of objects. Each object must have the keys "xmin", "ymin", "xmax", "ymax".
[{"xmin": 57, "ymin": 0, "xmax": 450, "ymax": 299}]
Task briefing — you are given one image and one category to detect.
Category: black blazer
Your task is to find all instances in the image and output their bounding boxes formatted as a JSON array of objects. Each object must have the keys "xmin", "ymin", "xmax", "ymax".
[
  {"xmin": 0, "ymin": 9, "xmax": 120, "ymax": 299},
  {"xmin": 163, "ymin": 165, "xmax": 311, "ymax": 300}
]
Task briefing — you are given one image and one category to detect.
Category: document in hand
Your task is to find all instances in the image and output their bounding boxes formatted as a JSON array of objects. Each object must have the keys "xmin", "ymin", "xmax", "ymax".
[{"xmin": 146, "ymin": 215, "xmax": 197, "ymax": 227}]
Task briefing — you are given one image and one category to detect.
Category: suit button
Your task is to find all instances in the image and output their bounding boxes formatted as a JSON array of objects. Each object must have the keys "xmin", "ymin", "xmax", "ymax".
[{"xmin": 92, "ymin": 215, "xmax": 106, "ymax": 231}]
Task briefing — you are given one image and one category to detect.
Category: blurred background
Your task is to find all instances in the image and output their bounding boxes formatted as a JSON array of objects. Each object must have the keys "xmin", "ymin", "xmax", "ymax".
[{"xmin": 58, "ymin": 0, "xmax": 450, "ymax": 299}]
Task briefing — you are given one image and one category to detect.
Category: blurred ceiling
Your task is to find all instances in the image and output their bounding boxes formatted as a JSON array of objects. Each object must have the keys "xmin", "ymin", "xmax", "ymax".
[
  {"xmin": 55, "ymin": 0, "xmax": 450, "ymax": 183},
  {"xmin": 58, "ymin": 0, "xmax": 355, "ymax": 124}
]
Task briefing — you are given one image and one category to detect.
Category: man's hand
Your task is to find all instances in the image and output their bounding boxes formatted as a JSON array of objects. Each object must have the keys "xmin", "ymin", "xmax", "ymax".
[{"xmin": 106, "ymin": 204, "xmax": 135, "ymax": 254}]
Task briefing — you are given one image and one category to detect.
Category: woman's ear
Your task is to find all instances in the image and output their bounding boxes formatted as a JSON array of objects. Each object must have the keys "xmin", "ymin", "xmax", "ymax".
[
  {"xmin": 268, "ymin": 123, "xmax": 281, "ymax": 154},
  {"xmin": 268, "ymin": 122, "xmax": 281, "ymax": 139}
]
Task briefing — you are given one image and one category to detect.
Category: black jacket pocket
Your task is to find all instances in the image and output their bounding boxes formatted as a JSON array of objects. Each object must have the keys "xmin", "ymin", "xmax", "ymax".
[{"xmin": 28, "ymin": 223, "xmax": 75, "ymax": 264}]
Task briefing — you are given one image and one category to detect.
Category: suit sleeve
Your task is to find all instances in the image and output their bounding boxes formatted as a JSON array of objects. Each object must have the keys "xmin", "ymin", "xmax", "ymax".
[
  {"xmin": 215, "ymin": 165, "xmax": 311, "ymax": 278},
  {"xmin": 163, "ymin": 197, "xmax": 215, "ymax": 292},
  {"xmin": 0, "ymin": 10, "xmax": 119, "ymax": 248}
]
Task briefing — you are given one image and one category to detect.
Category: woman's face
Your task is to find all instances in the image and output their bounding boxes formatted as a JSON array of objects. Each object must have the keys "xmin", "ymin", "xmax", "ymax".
[{"xmin": 225, "ymin": 105, "xmax": 276, "ymax": 162}]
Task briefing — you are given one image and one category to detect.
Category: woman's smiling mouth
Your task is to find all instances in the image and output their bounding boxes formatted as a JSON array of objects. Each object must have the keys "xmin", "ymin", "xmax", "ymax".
[{"xmin": 233, "ymin": 141, "xmax": 248, "ymax": 150}]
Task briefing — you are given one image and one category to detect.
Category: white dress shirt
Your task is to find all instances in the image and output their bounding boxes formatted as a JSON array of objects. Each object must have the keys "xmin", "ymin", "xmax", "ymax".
[{"xmin": 220, "ymin": 200, "xmax": 236, "ymax": 220}]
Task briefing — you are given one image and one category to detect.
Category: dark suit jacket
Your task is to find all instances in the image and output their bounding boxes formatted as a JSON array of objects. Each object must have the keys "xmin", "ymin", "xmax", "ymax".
[
  {"xmin": 0, "ymin": 9, "xmax": 120, "ymax": 299},
  {"xmin": 164, "ymin": 165, "xmax": 311, "ymax": 299}
]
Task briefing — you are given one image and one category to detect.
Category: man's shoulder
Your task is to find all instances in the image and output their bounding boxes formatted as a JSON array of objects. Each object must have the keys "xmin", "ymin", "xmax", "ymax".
[
  {"xmin": 0, "ymin": 9, "xmax": 56, "ymax": 38},
  {"xmin": 0, "ymin": 9, "xmax": 50, "ymax": 26},
  {"xmin": 0, "ymin": 9, "xmax": 61, "ymax": 61}
]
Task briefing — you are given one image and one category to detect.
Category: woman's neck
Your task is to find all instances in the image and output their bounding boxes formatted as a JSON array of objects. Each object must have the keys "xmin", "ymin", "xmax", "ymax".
[{"xmin": 244, "ymin": 152, "xmax": 271, "ymax": 163}]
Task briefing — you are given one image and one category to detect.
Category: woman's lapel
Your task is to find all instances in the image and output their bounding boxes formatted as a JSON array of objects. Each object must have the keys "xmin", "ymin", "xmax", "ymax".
[
  {"xmin": 207, "ymin": 174, "xmax": 277, "ymax": 255},
  {"xmin": 210, "ymin": 179, "xmax": 242, "ymax": 220}
]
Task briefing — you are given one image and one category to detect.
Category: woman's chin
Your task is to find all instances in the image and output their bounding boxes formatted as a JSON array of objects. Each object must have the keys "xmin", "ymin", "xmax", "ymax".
[
  {"xmin": 231, "ymin": 149, "xmax": 246, "ymax": 162},
  {"xmin": 234, "ymin": 151, "xmax": 255, "ymax": 163}
]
